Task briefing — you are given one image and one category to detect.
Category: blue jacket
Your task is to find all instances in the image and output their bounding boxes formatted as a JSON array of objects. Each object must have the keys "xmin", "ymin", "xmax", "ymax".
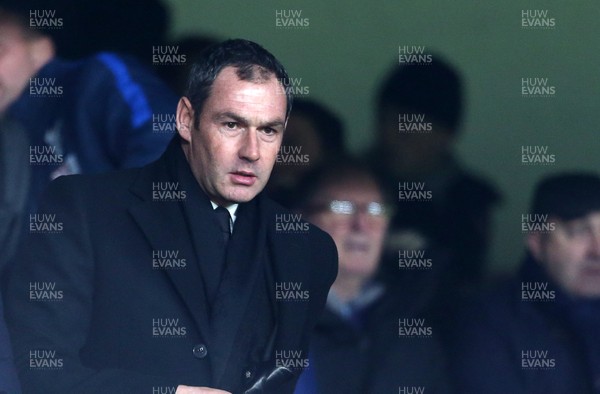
[
  {"xmin": 448, "ymin": 255, "xmax": 597, "ymax": 394},
  {"xmin": 7, "ymin": 53, "xmax": 178, "ymax": 215}
]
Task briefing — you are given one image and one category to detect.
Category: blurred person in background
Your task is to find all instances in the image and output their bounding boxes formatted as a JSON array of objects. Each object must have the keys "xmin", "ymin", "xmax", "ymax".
[
  {"xmin": 267, "ymin": 98, "xmax": 346, "ymax": 208},
  {"xmin": 294, "ymin": 159, "xmax": 452, "ymax": 394},
  {"xmin": 449, "ymin": 172, "xmax": 600, "ymax": 394},
  {"xmin": 0, "ymin": 2, "xmax": 177, "ymax": 271},
  {"xmin": 367, "ymin": 55, "xmax": 501, "ymax": 331}
]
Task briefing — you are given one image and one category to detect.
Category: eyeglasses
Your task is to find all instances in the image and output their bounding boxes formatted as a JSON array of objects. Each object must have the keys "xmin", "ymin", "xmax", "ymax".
[{"xmin": 309, "ymin": 200, "xmax": 392, "ymax": 218}]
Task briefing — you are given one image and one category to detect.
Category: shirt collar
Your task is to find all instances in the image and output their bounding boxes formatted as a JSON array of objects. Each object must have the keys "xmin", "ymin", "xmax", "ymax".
[{"xmin": 210, "ymin": 201, "xmax": 239, "ymax": 225}]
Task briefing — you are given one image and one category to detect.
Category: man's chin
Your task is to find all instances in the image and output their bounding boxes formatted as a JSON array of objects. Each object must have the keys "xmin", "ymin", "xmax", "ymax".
[{"xmin": 222, "ymin": 185, "xmax": 264, "ymax": 204}]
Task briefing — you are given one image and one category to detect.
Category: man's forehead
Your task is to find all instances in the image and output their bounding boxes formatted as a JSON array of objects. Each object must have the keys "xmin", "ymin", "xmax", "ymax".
[
  {"xmin": 213, "ymin": 66, "xmax": 286, "ymax": 98},
  {"xmin": 215, "ymin": 65, "xmax": 277, "ymax": 84},
  {"xmin": 206, "ymin": 67, "xmax": 286, "ymax": 115},
  {"xmin": 320, "ymin": 180, "xmax": 383, "ymax": 200}
]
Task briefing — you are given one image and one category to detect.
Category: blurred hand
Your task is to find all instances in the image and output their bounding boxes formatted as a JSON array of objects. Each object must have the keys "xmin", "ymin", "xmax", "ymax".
[{"xmin": 176, "ymin": 385, "xmax": 232, "ymax": 394}]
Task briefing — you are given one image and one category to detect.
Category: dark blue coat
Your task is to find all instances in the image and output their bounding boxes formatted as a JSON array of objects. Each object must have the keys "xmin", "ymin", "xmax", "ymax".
[
  {"xmin": 448, "ymin": 256, "xmax": 597, "ymax": 394},
  {"xmin": 297, "ymin": 290, "xmax": 453, "ymax": 394}
]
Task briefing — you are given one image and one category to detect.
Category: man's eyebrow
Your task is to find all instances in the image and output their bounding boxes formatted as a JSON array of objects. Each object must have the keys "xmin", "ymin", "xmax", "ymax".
[
  {"xmin": 214, "ymin": 111, "xmax": 248, "ymax": 125},
  {"xmin": 261, "ymin": 119, "xmax": 286, "ymax": 129},
  {"xmin": 214, "ymin": 111, "xmax": 286, "ymax": 128}
]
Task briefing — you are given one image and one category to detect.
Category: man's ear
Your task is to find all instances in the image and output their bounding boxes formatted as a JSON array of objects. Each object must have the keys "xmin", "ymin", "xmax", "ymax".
[
  {"xmin": 526, "ymin": 232, "xmax": 544, "ymax": 261},
  {"xmin": 176, "ymin": 97, "xmax": 195, "ymax": 143}
]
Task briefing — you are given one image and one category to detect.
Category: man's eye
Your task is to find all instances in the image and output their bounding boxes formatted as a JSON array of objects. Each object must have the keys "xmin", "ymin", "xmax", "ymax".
[
  {"xmin": 224, "ymin": 122, "xmax": 237, "ymax": 129},
  {"xmin": 264, "ymin": 128, "xmax": 276, "ymax": 135}
]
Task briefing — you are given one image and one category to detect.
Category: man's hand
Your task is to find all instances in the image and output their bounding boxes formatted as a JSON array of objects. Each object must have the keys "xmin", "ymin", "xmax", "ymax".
[{"xmin": 176, "ymin": 386, "xmax": 232, "ymax": 394}]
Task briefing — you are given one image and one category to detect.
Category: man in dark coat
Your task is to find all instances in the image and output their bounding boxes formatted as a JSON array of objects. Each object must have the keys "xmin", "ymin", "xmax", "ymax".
[
  {"xmin": 449, "ymin": 173, "xmax": 600, "ymax": 394},
  {"xmin": 6, "ymin": 39, "xmax": 338, "ymax": 394}
]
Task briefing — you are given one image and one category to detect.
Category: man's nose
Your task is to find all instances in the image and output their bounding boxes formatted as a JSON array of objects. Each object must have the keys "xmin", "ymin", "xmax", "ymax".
[
  {"xmin": 350, "ymin": 210, "xmax": 370, "ymax": 232},
  {"xmin": 239, "ymin": 130, "xmax": 260, "ymax": 162}
]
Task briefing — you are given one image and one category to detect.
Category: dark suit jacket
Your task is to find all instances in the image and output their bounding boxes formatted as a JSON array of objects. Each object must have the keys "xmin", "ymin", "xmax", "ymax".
[
  {"xmin": 448, "ymin": 256, "xmax": 594, "ymax": 394},
  {"xmin": 303, "ymin": 284, "xmax": 452, "ymax": 394},
  {"xmin": 6, "ymin": 139, "xmax": 338, "ymax": 394}
]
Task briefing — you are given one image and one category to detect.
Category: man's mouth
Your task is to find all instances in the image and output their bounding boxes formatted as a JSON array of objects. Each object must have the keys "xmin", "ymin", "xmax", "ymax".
[
  {"xmin": 230, "ymin": 171, "xmax": 257, "ymax": 186},
  {"xmin": 582, "ymin": 265, "xmax": 600, "ymax": 277},
  {"xmin": 344, "ymin": 239, "xmax": 370, "ymax": 253}
]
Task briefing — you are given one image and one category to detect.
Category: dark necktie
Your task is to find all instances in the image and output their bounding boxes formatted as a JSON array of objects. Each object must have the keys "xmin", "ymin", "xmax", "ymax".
[
  {"xmin": 214, "ymin": 205, "xmax": 231, "ymax": 285},
  {"xmin": 213, "ymin": 206, "xmax": 231, "ymax": 244}
]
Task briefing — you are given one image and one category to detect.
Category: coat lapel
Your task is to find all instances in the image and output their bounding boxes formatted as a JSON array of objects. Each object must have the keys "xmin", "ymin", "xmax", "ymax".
[{"xmin": 127, "ymin": 143, "xmax": 212, "ymax": 347}]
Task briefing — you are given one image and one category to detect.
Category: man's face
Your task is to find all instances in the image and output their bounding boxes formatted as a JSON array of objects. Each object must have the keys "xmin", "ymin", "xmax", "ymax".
[
  {"xmin": 177, "ymin": 66, "xmax": 287, "ymax": 205},
  {"xmin": 308, "ymin": 179, "xmax": 390, "ymax": 282},
  {"xmin": 0, "ymin": 22, "xmax": 41, "ymax": 114},
  {"xmin": 529, "ymin": 212, "xmax": 600, "ymax": 298}
]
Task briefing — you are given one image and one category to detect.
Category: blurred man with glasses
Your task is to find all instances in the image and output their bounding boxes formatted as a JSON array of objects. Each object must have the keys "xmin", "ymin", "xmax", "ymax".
[{"xmin": 293, "ymin": 159, "xmax": 452, "ymax": 394}]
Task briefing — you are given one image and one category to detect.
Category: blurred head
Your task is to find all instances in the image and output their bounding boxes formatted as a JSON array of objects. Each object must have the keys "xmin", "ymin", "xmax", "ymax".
[
  {"xmin": 157, "ymin": 35, "xmax": 221, "ymax": 96},
  {"xmin": 271, "ymin": 98, "xmax": 345, "ymax": 186},
  {"xmin": 299, "ymin": 160, "xmax": 391, "ymax": 285},
  {"xmin": 527, "ymin": 173, "xmax": 600, "ymax": 298},
  {"xmin": 176, "ymin": 39, "xmax": 290, "ymax": 206},
  {"xmin": 0, "ymin": 9, "xmax": 54, "ymax": 114},
  {"xmin": 375, "ymin": 56, "xmax": 463, "ymax": 177}
]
